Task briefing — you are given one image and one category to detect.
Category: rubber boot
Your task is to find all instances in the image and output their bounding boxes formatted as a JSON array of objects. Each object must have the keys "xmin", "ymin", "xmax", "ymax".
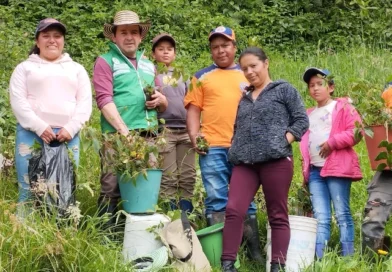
[
  {"xmin": 315, "ymin": 243, "xmax": 325, "ymax": 258},
  {"xmin": 341, "ymin": 242, "xmax": 354, "ymax": 256},
  {"xmin": 221, "ymin": 260, "xmax": 237, "ymax": 272},
  {"xmin": 179, "ymin": 199, "xmax": 194, "ymax": 213},
  {"xmin": 243, "ymin": 214, "xmax": 264, "ymax": 263},
  {"xmin": 362, "ymin": 235, "xmax": 384, "ymax": 258},
  {"xmin": 206, "ymin": 211, "xmax": 225, "ymax": 226},
  {"xmin": 270, "ymin": 262, "xmax": 285, "ymax": 272},
  {"xmin": 97, "ymin": 196, "xmax": 119, "ymax": 231},
  {"xmin": 383, "ymin": 235, "xmax": 391, "ymax": 252}
]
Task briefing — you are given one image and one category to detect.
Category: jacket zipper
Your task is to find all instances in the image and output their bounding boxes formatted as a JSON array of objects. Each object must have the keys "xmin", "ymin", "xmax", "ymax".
[{"xmin": 244, "ymin": 94, "xmax": 254, "ymax": 164}]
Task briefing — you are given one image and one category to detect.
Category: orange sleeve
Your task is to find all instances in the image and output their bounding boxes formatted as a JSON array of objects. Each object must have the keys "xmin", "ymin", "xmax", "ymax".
[
  {"xmin": 382, "ymin": 86, "xmax": 392, "ymax": 108},
  {"xmin": 184, "ymin": 76, "xmax": 203, "ymax": 109}
]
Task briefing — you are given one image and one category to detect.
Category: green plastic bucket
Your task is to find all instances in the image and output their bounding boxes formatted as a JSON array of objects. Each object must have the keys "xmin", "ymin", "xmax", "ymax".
[
  {"xmin": 196, "ymin": 222, "xmax": 240, "ymax": 268},
  {"xmin": 118, "ymin": 169, "xmax": 162, "ymax": 214}
]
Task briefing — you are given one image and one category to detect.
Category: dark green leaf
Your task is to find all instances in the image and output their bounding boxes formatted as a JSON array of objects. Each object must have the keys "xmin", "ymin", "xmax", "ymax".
[
  {"xmin": 378, "ymin": 140, "xmax": 389, "ymax": 148},
  {"xmin": 375, "ymin": 152, "xmax": 388, "ymax": 161},
  {"xmin": 376, "ymin": 163, "xmax": 387, "ymax": 171}
]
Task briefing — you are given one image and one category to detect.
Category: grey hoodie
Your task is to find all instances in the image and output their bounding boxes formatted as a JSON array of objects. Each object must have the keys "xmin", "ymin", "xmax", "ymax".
[
  {"xmin": 157, "ymin": 68, "xmax": 188, "ymax": 128},
  {"xmin": 228, "ymin": 80, "xmax": 309, "ymax": 165}
]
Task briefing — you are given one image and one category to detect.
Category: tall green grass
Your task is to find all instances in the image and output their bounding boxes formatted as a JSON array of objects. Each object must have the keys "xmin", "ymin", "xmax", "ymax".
[{"xmin": 2, "ymin": 46, "xmax": 392, "ymax": 271}]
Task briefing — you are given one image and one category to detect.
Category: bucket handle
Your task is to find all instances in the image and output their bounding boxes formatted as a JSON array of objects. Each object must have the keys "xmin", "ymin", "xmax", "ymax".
[{"xmin": 178, "ymin": 211, "xmax": 193, "ymax": 262}]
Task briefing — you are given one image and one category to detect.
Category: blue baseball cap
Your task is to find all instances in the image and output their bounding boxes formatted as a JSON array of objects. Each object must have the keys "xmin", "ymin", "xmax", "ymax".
[
  {"xmin": 303, "ymin": 67, "xmax": 330, "ymax": 84},
  {"xmin": 208, "ymin": 26, "xmax": 236, "ymax": 42}
]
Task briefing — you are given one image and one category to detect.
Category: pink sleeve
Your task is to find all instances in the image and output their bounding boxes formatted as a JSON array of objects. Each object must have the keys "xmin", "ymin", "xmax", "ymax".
[
  {"xmin": 93, "ymin": 57, "xmax": 114, "ymax": 110},
  {"xmin": 9, "ymin": 62, "xmax": 48, "ymax": 136},
  {"xmin": 327, "ymin": 105, "xmax": 362, "ymax": 150},
  {"xmin": 63, "ymin": 64, "xmax": 92, "ymax": 138}
]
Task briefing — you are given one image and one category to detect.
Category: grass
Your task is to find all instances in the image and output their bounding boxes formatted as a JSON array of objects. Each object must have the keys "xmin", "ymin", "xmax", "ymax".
[{"xmin": 2, "ymin": 46, "xmax": 392, "ymax": 271}]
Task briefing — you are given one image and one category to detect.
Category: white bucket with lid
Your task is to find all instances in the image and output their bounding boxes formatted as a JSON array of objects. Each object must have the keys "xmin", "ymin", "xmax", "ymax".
[{"xmin": 266, "ymin": 215, "xmax": 317, "ymax": 272}]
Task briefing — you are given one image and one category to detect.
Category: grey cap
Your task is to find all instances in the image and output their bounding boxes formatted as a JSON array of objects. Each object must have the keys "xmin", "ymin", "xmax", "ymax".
[{"xmin": 35, "ymin": 18, "xmax": 66, "ymax": 37}]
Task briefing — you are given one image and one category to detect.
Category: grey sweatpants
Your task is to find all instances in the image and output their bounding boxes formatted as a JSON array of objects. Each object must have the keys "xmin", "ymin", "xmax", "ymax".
[{"xmin": 362, "ymin": 171, "xmax": 392, "ymax": 251}]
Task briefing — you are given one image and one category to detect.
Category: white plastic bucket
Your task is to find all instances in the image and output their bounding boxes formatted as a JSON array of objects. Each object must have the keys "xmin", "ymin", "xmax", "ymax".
[
  {"xmin": 266, "ymin": 215, "xmax": 317, "ymax": 272},
  {"xmin": 123, "ymin": 213, "xmax": 170, "ymax": 262}
]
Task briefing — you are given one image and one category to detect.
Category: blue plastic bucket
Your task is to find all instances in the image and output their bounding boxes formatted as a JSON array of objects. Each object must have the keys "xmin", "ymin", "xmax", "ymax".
[{"xmin": 118, "ymin": 169, "xmax": 162, "ymax": 214}]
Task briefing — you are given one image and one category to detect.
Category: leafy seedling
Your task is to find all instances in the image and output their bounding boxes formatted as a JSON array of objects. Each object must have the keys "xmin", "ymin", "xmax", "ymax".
[
  {"xmin": 143, "ymin": 85, "xmax": 155, "ymax": 101},
  {"xmin": 196, "ymin": 135, "xmax": 209, "ymax": 153}
]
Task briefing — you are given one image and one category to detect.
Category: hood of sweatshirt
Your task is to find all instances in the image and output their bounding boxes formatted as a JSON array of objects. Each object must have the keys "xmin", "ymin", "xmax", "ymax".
[{"xmin": 27, "ymin": 53, "xmax": 73, "ymax": 65}]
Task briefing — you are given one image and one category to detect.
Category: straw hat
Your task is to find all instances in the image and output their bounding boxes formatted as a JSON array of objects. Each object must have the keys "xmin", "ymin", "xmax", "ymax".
[{"xmin": 103, "ymin": 10, "xmax": 151, "ymax": 40}]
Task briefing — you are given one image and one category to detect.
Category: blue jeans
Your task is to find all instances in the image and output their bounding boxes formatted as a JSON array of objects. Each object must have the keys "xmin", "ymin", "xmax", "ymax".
[
  {"xmin": 309, "ymin": 166, "xmax": 354, "ymax": 246},
  {"xmin": 199, "ymin": 147, "xmax": 256, "ymax": 215},
  {"xmin": 15, "ymin": 124, "xmax": 80, "ymax": 203}
]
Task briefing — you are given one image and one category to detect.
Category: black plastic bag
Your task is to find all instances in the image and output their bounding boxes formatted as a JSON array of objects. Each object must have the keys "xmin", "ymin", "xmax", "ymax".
[{"xmin": 28, "ymin": 141, "xmax": 76, "ymax": 216}]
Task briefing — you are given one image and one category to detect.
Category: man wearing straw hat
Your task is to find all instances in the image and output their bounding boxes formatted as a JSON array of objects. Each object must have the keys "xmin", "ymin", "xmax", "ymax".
[{"xmin": 93, "ymin": 10, "xmax": 168, "ymax": 228}]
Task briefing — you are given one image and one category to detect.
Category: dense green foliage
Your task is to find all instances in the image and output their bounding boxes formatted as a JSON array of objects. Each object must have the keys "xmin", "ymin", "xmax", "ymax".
[
  {"xmin": 0, "ymin": 0, "xmax": 391, "ymax": 141},
  {"xmin": 1, "ymin": 0, "xmax": 392, "ymax": 70},
  {"xmin": 1, "ymin": 0, "xmax": 392, "ymax": 271}
]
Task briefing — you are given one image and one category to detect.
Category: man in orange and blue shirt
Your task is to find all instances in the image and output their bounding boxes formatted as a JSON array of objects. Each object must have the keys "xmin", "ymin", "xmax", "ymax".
[{"xmin": 184, "ymin": 26, "xmax": 263, "ymax": 263}]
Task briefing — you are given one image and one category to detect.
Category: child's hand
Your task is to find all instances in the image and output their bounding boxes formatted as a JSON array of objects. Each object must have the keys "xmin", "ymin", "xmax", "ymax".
[{"xmin": 319, "ymin": 142, "xmax": 332, "ymax": 158}]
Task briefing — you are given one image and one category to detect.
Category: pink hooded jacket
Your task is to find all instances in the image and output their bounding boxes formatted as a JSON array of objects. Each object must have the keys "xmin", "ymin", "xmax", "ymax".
[{"xmin": 300, "ymin": 98, "xmax": 363, "ymax": 183}]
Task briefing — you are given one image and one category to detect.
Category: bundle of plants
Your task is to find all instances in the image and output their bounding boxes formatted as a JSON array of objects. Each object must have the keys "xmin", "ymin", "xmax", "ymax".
[
  {"xmin": 143, "ymin": 85, "xmax": 157, "ymax": 102},
  {"xmin": 196, "ymin": 135, "xmax": 209, "ymax": 153},
  {"xmin": 348, "ymin": 77, "xmax": 392, "ymax": 170},
  {"xmin": 144, "ymin": 62, "xmax": 191, "ymax": 102},
  {"xmin": 101, "ymin": 129, "xmax": 167, "ymax": 184},
  {"xmin": 349, "ymin": 80, "xmax": 392, "ymax": 139}
]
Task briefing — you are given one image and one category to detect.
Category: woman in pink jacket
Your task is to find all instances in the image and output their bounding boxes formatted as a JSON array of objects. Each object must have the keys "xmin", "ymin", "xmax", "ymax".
[
  {"xmin": 300, "ymin": 68, "xmax": 362, "ymax": 258},
  {"xmin": 9, "ymin": 18, "xmax": 92, "ymax": 217}
]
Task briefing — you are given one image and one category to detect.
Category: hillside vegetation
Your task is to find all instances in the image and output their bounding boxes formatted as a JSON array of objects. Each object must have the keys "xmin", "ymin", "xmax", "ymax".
[{"xmin": 1, "ymin": 0, "xmax": 392, "ymax": 271}]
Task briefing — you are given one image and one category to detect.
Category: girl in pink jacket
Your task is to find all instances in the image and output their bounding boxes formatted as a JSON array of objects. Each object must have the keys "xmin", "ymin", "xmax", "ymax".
[{"xmin": 300, "ymin": 68, "xmax": 362, "ymax": 258}]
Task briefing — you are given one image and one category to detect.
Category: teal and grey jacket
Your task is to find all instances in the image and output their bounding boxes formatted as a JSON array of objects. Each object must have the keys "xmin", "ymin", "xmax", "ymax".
[{"xmin": 99, "ymin": 42, "xmax": 157, "ymax": 133}]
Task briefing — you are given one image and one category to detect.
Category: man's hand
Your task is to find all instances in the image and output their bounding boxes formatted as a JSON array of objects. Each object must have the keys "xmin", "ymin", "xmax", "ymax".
[
  {"xmin": 146, "ymin": 90, "xmax": 164, "ymax": 109},
  {"xmin": 191, "ymin": 133, "xmax": 207, "ymax": 155},
  {"xmin": 319, "ymin": 142, "xmax": 332, "ymax": 158},
  {"xmin": 117, "ymin": 124, "xmax": 129, "ymax": 136},
  {"xmin": 40, "ymin": 126, "xmax": 56, "ymax": 144},
  {"xmin": 56, "ymin": 128, "xmax": 72, "ymax": 143}
]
